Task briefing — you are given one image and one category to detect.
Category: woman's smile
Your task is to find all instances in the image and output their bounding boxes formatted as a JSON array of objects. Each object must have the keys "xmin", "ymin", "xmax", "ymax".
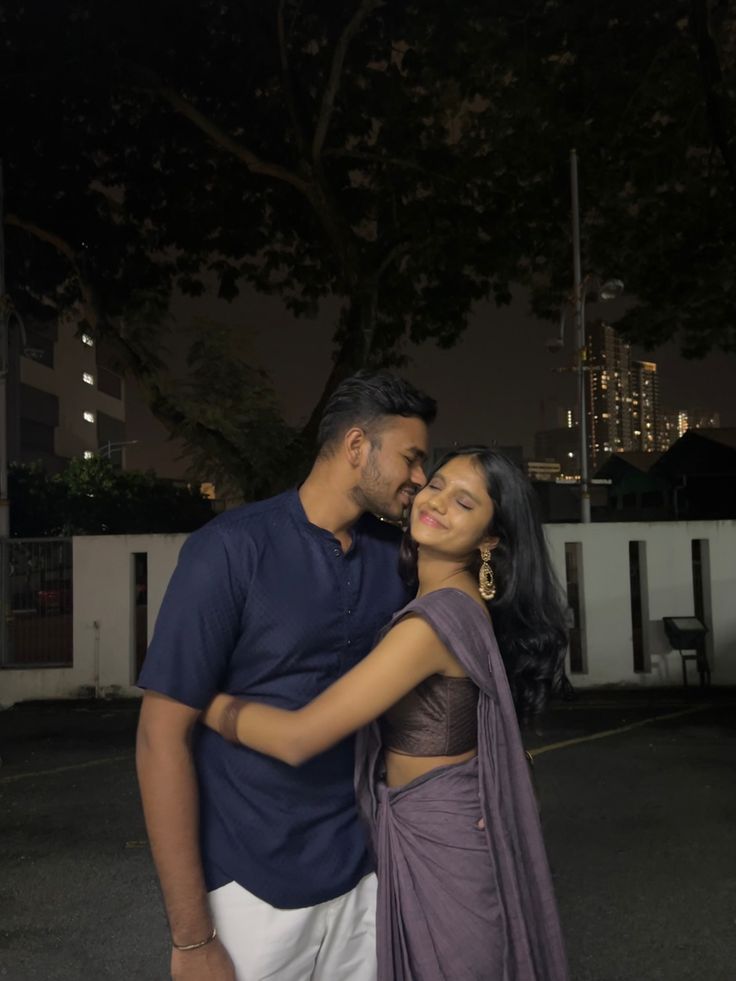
[{"xmin": 418, "ymin": 510, "xmax": 447, "ymax": 529}]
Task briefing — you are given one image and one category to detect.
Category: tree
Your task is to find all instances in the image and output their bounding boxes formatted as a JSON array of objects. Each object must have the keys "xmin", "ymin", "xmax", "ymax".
[
  {"xmin": 522, "ymin": 0, "xmax": 736, "ymax": 357},
  {"xmin": 9, "ymin": 459, "xmax": 215, "ymax": 536},
  {"xmin": 5, "ymin": 0, "xmax": 541, "ymax": 487},
  {"xmin": 3, "ymin": 2, "xmax": 735, "ymax": 492}
]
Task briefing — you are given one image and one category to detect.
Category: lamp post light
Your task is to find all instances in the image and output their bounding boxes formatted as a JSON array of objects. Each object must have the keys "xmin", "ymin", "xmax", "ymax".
[{"xmin": 547, "ymin": 149, "xmax": 624, "ymax": 523}]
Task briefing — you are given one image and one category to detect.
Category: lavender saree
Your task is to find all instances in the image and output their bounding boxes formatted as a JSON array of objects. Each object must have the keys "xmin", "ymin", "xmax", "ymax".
[{"xmin": 355, "ymin": 588, "xmax": 568, "ymax": 981}]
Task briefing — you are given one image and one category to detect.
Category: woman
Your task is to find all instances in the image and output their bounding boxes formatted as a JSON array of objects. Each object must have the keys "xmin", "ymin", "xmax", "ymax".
[{"xmin": 203, "ymin": 447, "xmax": 569, "ymax": 980}]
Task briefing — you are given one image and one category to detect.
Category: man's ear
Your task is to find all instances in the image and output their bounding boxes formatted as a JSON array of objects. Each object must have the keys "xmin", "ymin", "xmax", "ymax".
[{"xmin": 344, "ymin": 427, "xmax": 368, "ymax": 468}]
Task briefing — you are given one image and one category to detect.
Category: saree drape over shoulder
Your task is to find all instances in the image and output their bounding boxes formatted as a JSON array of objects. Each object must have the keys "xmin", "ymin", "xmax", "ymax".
[{"xmin": 355, "ymin": 589, "xmax": 568, "ymax": 981}]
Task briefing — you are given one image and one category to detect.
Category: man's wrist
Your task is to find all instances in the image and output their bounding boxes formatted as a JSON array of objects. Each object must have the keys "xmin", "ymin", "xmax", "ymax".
[{"xmin": 172, "ymin": 924, "xmax": 217, "ymax": 951}]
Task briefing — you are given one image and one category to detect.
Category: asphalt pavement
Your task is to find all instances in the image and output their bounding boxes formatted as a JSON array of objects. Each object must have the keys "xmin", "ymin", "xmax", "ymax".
[{"xmin": 1, "ymin": 688, "xmax": 734, "ymax": 981}]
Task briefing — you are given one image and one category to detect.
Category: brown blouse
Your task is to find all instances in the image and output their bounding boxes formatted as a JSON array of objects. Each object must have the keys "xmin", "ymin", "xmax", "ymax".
[{"xmin": 379, "ymin": 673, "xmax": 479, "ymax": 756}]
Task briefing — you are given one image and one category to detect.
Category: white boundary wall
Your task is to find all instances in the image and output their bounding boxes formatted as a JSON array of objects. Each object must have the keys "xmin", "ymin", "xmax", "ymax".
[
  {"xmin": 0, "ymin": 534, "xmax": 187, "ymax": 707},
  {"xmin": 544, "ymin": 521, "xmax": 736, "ymax": 687},
  {"xmin": 1, "ymin": 521, "xmax": 735, "ymax": 706}
]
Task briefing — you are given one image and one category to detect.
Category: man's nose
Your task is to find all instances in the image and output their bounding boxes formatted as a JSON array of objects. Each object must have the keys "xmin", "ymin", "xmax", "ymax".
[{"xmin": 411, "ymin": 462, "xmax": 427, "ymax": 486}]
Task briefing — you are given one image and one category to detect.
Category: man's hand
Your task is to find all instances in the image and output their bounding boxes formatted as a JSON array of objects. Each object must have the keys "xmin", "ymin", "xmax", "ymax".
[{"xmin": 171, "ymin": 936, "xmax": 236, "ymax": 980}]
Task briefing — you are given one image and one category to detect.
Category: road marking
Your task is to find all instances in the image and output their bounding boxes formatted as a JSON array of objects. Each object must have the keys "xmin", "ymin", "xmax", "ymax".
[
  {"xmin": 0, "ymin": 752, "xmax": 134, "ymax": 785},
  {"xmin": 528, "ymin": 703, "xmax": 714, "ymax": 758}
]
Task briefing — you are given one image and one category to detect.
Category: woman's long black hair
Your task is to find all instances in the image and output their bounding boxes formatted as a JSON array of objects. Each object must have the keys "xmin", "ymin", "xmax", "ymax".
[{"xmin": 400, "ymin": 446, "xmax": 568, "ymax": 723}]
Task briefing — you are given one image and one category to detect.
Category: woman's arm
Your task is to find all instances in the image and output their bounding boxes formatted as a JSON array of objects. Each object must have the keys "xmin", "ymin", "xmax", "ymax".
[{"xmin": 201, "ymin": 615, "xmax": 452, "ymax": 766}]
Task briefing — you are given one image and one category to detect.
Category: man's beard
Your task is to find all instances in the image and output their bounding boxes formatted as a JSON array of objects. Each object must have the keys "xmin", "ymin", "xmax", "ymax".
[
  {"xmin": 350, "ymin": 452, "xmax": 408, "ymax": 522},
  {"xmin": 350, "ymin": 481, "xmax": 406, "ymax": 522}
]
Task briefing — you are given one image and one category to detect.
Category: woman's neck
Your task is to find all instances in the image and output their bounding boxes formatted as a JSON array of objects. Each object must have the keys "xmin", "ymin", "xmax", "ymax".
[{"xmin": 415, "ymin": 550, "xmax": 474, "ymax": 598}]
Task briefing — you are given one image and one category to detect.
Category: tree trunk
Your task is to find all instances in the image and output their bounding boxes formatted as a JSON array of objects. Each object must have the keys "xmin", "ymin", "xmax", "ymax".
[{"xmin": 299, "ymin": 284, "xmax": 381, "ymax": 450}]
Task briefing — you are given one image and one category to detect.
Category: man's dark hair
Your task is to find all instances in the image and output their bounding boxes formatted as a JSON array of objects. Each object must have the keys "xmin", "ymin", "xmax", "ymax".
[{"xmin": 316, "ymin": 371, "xmax": 436, "ymax": 454}]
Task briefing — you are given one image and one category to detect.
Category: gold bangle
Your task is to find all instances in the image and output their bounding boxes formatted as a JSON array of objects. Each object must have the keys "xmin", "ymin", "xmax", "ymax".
[{"xmin": 172, "ymin": 925, "xmax": 217, "ymax": 951}]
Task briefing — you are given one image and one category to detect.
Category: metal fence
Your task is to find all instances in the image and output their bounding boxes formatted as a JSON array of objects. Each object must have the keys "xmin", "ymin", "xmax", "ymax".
[{"xmin": 1, "ymin": 538, "xmax": 73, "ymax": 667}]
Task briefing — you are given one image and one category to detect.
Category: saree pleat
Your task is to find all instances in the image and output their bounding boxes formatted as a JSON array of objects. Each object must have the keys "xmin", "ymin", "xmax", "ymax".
[{"xmin": 355, "ymin": 588, "xmax": 568, "ymax": 981}]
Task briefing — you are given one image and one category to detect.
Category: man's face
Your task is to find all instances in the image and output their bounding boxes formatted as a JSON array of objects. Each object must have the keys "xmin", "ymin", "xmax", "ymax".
[{"xmin": 352, "ymin": 416, "xmax": 430, "ymax": 521}]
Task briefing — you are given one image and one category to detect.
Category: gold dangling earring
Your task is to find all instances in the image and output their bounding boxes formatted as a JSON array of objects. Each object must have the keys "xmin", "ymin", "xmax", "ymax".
[{"xmin": 478, "ymin": 544, "xmax": 496, "ymax": 600}]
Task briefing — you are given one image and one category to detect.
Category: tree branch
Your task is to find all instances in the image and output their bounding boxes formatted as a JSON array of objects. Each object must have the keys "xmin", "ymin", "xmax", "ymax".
[
  {"xmin": 277, "ymin": 0, "xmax": 309, "ymax": 161},
  {"xmin": 374, "ymin": 239, "xmax": 411, "ymax": 282},
  {"xmin": 6, "ymin": 213, "xmax": 98, "ymax": 322},
  {"xmin": 5, "ymin": 214, "xmax": 80, "ymax": 266},
  {"xmin": 311, "ymin": 0, "xmax": 384, "ymax": 162},
  {"xmin": 122, "ymin": 60, "xmax": 372, "ymax": 316},
  {"xmin": 157, "ymin": 85, "xmax": 311, "ymax": 192},
  {"xmin": 323, "ymin": 147, "xmax": 453, "ymax": 182},
  {"xmin": 121, "ymin": 61, "xmax": 311, "ymax": 192}
]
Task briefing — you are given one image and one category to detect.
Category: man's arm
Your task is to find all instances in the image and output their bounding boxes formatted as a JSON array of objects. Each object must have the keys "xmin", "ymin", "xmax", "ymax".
[{"xmin": 136, "ymin": 691, "xmax": 235, "ymax": 980}]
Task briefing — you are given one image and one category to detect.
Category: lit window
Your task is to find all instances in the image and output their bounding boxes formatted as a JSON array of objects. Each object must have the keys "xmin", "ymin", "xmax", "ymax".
[
  {"xmin": 83, "ymin": 450, "xmax": 94, "ymax": 460},
  {"xmin": 83, "ymin": 372, "xmax": 95, "ymax": 385},
  {"xmin": 83, "ymin": 411, "xmax": 95, "ymax": 423}
]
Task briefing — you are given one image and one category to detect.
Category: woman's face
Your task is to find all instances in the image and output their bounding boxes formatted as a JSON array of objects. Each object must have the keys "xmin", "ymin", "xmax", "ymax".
[{"xmin": 410, "ymin": 455, "xmax": 496, "ymax": 559}]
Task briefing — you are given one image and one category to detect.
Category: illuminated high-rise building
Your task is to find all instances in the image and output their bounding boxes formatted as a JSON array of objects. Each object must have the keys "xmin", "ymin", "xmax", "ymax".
[
  {"xmin": 631, "ymin": 360, "xmax": 660, "ymax": 453},
  {"xmin": 659, "ymin": 407, "xmax": 721, "ymax": 450},
  {"xmin": 539, "ymin": 325, "xmax": 721, "ymax": 474},
  {"xmin": 585, "ymin": 322, "xmax": 667, "ymax": 467},
  {"xmin": 586, "ymin": 320, "xmax": 633, "ymax": 466}
]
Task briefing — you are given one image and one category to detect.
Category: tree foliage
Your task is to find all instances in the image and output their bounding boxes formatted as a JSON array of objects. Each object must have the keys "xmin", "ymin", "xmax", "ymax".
[
  {"xmin": 9, "ymin": 459, "xmax": 215, "ymax": 536},
  {"xmin": 162, "ymin": 320, "xmax": 299, "ymax": 498},
  {"xmin": 2, "ymin": 1, "xmax": 735, "ymax": 491},
  {"xmin": 520, "ymin": 0, "xmax": 736, "ymax": 357}
]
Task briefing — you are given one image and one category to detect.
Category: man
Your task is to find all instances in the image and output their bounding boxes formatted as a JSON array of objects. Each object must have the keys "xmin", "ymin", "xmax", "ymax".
[{"xmin": 136, "ymin": 372, "xmax": 436, "ymax": 980}]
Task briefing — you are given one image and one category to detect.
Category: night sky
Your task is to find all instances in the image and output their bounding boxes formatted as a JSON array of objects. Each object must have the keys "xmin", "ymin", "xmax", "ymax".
[{"xmin": 126, "ymin": 287, "xmax": 736, "ymax": 480}]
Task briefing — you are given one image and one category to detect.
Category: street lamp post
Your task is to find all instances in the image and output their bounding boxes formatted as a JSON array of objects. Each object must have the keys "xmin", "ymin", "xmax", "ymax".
[
  {"xmin": 547, "ymin": 150, "xmax": 623, "ymax": 523},
  {"xmin": 570, "ymin": 150, "xmax": 590, "ymax": 522}
]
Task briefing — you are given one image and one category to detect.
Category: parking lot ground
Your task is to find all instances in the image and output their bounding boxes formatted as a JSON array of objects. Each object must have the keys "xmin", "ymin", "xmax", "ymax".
[{"xmin": 1, "ymin": 689, "xmax": 734, "ymax": 980}]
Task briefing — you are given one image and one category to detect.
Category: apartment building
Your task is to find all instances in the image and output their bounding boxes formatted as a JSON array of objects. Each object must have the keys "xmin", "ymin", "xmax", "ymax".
[{"xmin": 8, "ymin": 317, "xmax": 126, "ymax": 471}]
